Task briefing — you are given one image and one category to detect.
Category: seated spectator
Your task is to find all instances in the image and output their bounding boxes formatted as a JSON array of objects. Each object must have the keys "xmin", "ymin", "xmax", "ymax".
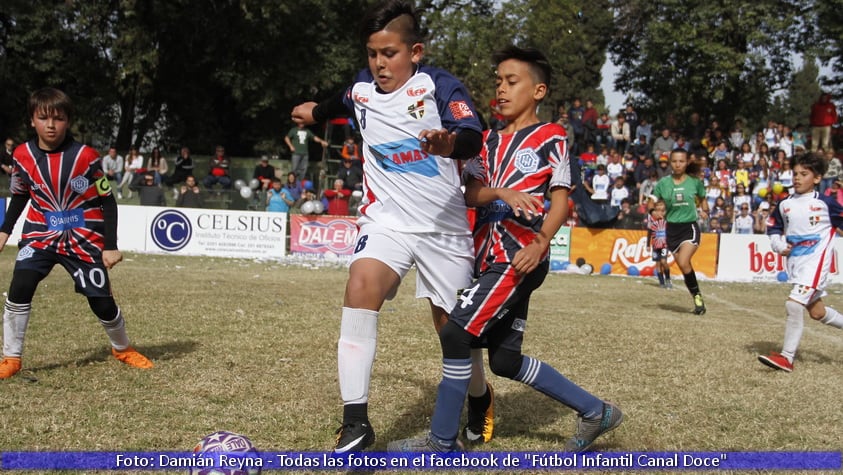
[
  {"xmin": 166, "ymin": 146, "xmax": 195, "ymax": 190},
  {"xmin": 253, "ymin": 156, "xmax": 276, "ymax": 191},
  {"xmin": 584, "ymin": 164, "xmax": 610, "ymax": 203},
  {"xmin": 610, "ymin": 176, "xmax": 629, "ymax": 207},
  {"xmin": 337, "ymin": 157, "xmax": 363, "ymax": 192},
  {"xmin": 754, "ymin": 201, "xmax": 770, "ymax": 234},
  {"xmin": 176, "ymin": 175, "xmax": 204, "ymax": 208},
  {"xmin": 323, "ymin": 178, "xmax": 352, "ymax": 216},
  {"xmin": 824, "ymin": 178, "xmax": 843, "ymax": 207},
  {"xmin": 102, "ymin": 146, "xmax": 124, "ymax": 185},
  {"xmin": 718, "ymin": 217, "xmax": 732, "ymax": 234},
  {"xmin": 266, "ymin": 177, "xmax": 295, "ymax": 213},
  {"xmin": 283, "ymin": 172, "xmax": 303, "ymax": 202},
  {"xmin": 147, "ymin": 146, "xmax": 169, "ymax": 186},
  {"xmin": 579, "ymin": 143, "xmax": 598, "ymax": 169},
  {"xmin": 615, "ymin": 199, "xmax": 643, "ymax": 229},
  {"xmin": 340, "ymin": 137, "xmax": 360, "ymax": 161},
  {"xmin": 204, "ymin": 145, "xmax": 231, "ymax": 190},
  {"xmin": 118, "ymin": 146, "xmax": 143, "ymax": 200},
  {"xmin": 137, "ymin": 173, "xmax": 166, "ymax": 206},
  {"xmin": 734, "ymin": 204, "xmax": 754, "ymax": 234}
]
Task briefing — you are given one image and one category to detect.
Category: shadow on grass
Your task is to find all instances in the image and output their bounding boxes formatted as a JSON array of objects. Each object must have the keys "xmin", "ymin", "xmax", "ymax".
[
  {"xmin": 26, "ymin": 340, "xmax": 200, "ymax": 373},
  {"xmin": 657, "ymin": 302, "xmax": 694, "ymax": 314}
]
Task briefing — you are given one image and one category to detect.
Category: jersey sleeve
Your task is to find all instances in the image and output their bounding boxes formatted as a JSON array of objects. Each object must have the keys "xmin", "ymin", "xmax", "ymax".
[
  {"xmin": 428, "ymin": 67, "xmax": 482, "ymax": 134},
  {"xmin": 546, "ymin": 124, "xmax": 571, "ymax": 190},
  {"xmin": 652, "ymin": 177, "xmax": 668, "ymax": 201},
  {"xmin": 767, "ymin": 200, "xmax": 785, "ymax": 236},
  {"xmin": 821, "ymin": 194, "xmax": 843, "ymax": 230}
]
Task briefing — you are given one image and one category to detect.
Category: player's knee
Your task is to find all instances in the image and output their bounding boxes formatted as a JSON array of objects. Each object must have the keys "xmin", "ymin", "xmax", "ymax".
[
  {"xmin": 488, "ymin": 347, "xmax": 523, "ymax": 379},
  {"xmin": 88, "ymin": 297, "xmax": 119, "ymax": 321},
  {"xmin": 438, "ymin": 321, "xmax": 473, "ymax": 360},
  {"xmin": 7, "ymin": 270, "xmax": 43, "ymax": 303}
]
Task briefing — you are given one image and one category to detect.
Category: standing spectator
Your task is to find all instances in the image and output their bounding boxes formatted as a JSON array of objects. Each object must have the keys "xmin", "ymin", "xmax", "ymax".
[
  {"xmin": 283, "ymin": 172, "xmax": 303, "ymax": 203},
  {"xmin": 323, "ymin": 178, "xmax": 352, "ymax": 216},
  {"xmin": 567, "ymin": 98, "xmax": 585, "ymax": 156},
  {"xmin": 203, "ymin": 145, "xmax": 231, "ymax": 191},
  {"xmin": 0, "ymin": 87, "xmax": 152, "ymax": 379},
  {"xmin": 266, "ymin": 177, "xmax": 294, "ymax": 213},
  {"xmin": 118, "ymin": 146, "xmax": 143, "ymax": 200},
  {"xmin": 652, "ymin": 128, "xmax": 675, "ymax": 159},
  {"xmin": 101, "ymin": 146, "xmax": 124, "ymax": 186},
  {"xmin": 166, "ymin": 146, "xmax": 195, "ymax": 198},
  {"xmin": 137, "ymin": 173, "xmax": 166, "ymax": 206},
  {"xmin": 253, "ymin": 156, "xmax": 276, "ymax": 192},
  {"xmin": 582, "ymin": 99, "xmax": 598, "ymax": 147},
  {"xmin": 810, "ymin": 93, "xmax": 838, "ymax": 152},
  {"xmin": 176, "ymin": 175, "xmax": 204, "ymax": 208},
  {"xmin": 610, "ymin": 114, "xmax": 630, "ymax": 154},
  {"xmin": 595, "ymin": 112, "xmax": 613, "ymax": 150},
  {"xmin": 2, "ymin": 138, "xmax": 15, "ymax": 181},
  {"xmin": 146, "ymin": 147, "xmax": 168, "ymax": 186},
  {"xmin": 754, "ymin": 201, "xmax": 770, "ymax": 234},
  {"xmin": 285, "ymin": 123, "xmax": 328, "ymax": 180},
  {"xmin": 623, "ymin": 104, "xmax": 639, "ymax": 144}
]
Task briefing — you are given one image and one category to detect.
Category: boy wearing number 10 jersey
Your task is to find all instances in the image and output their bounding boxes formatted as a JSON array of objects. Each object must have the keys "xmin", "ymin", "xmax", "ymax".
[{"xmin": 0, "ymin": 87, "xmax": 152, "ymax": 379}]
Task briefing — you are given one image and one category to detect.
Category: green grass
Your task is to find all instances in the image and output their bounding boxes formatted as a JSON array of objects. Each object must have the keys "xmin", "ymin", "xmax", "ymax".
[{"xmin": 0, "ymin": 252, "xmax": 841, "ymax": 474}]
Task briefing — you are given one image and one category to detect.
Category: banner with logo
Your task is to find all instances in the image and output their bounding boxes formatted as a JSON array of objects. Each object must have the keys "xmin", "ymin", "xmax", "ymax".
[
  {"xmin": 717, "ymin": 233, "xmax": 843, "ymax": 283},
  {"xmin": 549, "ymin": 226, "xmax": 572, "ymax": 271},
  {"xmin": 568, "ymin": 227, "xmax": 719, "ymax": 278},
  {"xmin": 289, "ymin": 215, "xmax": 359, "ymax": 260}
]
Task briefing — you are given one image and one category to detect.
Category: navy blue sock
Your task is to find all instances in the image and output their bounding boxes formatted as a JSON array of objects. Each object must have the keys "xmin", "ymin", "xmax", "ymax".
[
  {"xmin": 429, "ymin": 358, "xmax": 472, "ymax": 446},
  {"xmin": 656, "ymin": 270, "xmax": 665, "ymax": 285},
  {"xmin": 516, "ymin": 356, "xmax": 603, "ymax": 418}
]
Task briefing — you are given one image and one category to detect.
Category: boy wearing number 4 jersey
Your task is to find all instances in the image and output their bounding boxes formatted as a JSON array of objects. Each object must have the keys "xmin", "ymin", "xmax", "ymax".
[
  {"xmin": 758, "ymin": 152, "xmax": 843, "ymax": 372},
  {"xmin": 0, "ymin": 88, "xmax": 153, "ymax": 379},
  {"xmin": 389, "ymin": 46, "xmax": 622, "ymax": 453}
]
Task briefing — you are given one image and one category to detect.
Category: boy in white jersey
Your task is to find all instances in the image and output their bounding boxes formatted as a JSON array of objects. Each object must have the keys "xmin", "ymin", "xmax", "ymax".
[
  {"xmin": 291, "ymin": 0, "xmax": 492, "ymax": 452},
  {"xmin": 758, "ymin": 152, "xmax": 843, "ymax": 372}
]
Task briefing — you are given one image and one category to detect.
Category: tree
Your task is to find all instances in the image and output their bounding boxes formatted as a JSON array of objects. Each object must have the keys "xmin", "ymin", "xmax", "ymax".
[
  {"xmin": 813, "ymin": 0, "xmax": 843, "ymax": 96},
  {"xmin": 609, "ymin": 0, "xmax": 809, "ymax": 130},
  {"xmin": 768, "ymin": 56, "xmax": 822, "ymax": 128}
]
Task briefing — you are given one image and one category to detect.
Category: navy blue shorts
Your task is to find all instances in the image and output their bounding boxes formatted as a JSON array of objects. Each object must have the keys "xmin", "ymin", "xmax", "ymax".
[
  {"xmin": 14, "ymin": 247, "xmax": 112, "ymax": 298},
  {"xmin": 452, "ymin": 261, "xmax": 548, "ymax": 353}
]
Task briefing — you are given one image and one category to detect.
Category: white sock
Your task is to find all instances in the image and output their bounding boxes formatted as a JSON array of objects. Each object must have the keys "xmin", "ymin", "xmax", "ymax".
[
  {"xmin": 100, "ymin": 309, "xmax": 130, "ymax": 351},
  {"xmin": 781, "ymin": 300, "xmax": 804, "ymax": 362},
  {"xmin": 337, "ymin": 307, "xmax": 378, "ymax": 405},
  {"xmin": 3, "ymin": 300, "xmax": 31, "ymax": 358},
  {"xmin": 468, "ymin": 348, "xmax": 487, "ymax": 397},
  {"xmin": 820, "ymin": 307, "xmax": 843, "ymax": 329}
]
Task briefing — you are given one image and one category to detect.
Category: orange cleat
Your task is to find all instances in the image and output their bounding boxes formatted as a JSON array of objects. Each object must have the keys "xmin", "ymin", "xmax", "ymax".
[
  {"xmin": 0, "ymin": 357, "xmax": 22, "ymax": 379},
  {"xmin": 111, "ymin": 347, "xmax": 154, "ymax": 369}
]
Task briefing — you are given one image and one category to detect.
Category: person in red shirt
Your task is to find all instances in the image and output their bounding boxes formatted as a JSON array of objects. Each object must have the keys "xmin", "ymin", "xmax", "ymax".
[
  {"xmin": 811, "ymin": 93, "xmax": 838, "ymax": 152},
  {"xmin": 323, "ymin": 178, "xmax": 351, "ymax": 215}
]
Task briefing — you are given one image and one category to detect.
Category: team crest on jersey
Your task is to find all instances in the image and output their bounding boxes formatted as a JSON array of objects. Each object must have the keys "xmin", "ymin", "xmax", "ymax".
[
  {"xmin": 809, "ymin": 215, "xmax": 821, "ymax": 226},
  {"xmin": 675, "ymin": 192, "xmax": 684, "ymax": 202},
  {"xmin": 408, "ymin": 100, "xmax": 425, "ymax": 119},
  {"xmin": 16, "ymin": 246, "xmax": 34, "ymax": 261},
  {"xmin": 514, "ymin": 149, "xmax": 540, "ymax": 174},
  {"xmin": 70, "ymin": 176, "xmax": 89, "ymax": 194}
]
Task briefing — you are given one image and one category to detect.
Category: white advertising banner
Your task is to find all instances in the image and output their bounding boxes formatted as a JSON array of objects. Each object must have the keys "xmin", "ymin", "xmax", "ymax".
[
  {"xmin": 717, "ymin": 233, "xmax": 843, "ymax": 283},
  {"xmin": 7, "ymin": 204, "xmax": 287, "ymax": 260}
]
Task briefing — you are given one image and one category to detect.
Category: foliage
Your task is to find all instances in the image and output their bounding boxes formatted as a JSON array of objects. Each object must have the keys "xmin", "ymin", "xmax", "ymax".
[
  {"xmin": 609, "ymin": 0, "xmax": 810, "ymax": 129},
  {"xmin": 768, "ymin": 57, "xmax": 822, "ymax": 129},
  {"xmin": 813, "ymin": 0, "xmax": 843, "ymax": 96}
]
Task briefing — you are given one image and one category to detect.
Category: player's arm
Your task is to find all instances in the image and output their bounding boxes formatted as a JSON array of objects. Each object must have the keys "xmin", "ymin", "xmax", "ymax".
[
  {"xmin": 512, "ymin": 186, "xmax": 568, "ymax": 275},
  {"xmin": 766, "ymin": 202, "xmax": 790, "ymax": 255},
  {"xmin": 0, "ymin": 193, "xmax": 29, "ymax": 253},
  {"xmin": 418, "ymin": 128, "xmax": 482, "ymax": 159},
  {"xmin": 96, "ymin": 176, "xmax": 123, "ymax": 268},
  {"xmin": 464, "ymin": 177, "xmax": 540, "ymax": 218}
]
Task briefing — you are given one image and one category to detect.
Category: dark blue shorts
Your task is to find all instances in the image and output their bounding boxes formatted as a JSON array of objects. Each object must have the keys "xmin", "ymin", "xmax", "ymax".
[{"xmin": 14, "ymin": 247, "xmax": 112, "ymax": 298}]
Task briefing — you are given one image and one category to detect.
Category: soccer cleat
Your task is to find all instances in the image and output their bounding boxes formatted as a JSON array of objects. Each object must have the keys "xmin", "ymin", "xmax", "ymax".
[
  {"xmin": 333, "ymin": 422, "xmax": 375, "ymax": 453},
  {"xmin": 564, "ymin": 402, "xmax": 624, "ymax": 452},
  {"xmin": 111, "ymin": 347, "xmax": 154, "ymax": 369},
  {"xmin": 462, "ymin": 383, "xmax": 495, "ymax": 444},
  {"xmin": 692, "ymin": 294, "xmax": 706, "ymax": 315},
  {"xmin": 758, "ymin": 352, "xmax": 793, "ymax": 372},
  {"xmin": 386, "ymin": 434, "xmax": 460, "ymax": 453},
  {"xmin": 666, "ymin": 281, "xmax": 674, "ymax": 290},
  {"xmin": 0, "ymin": 357, "xmax": 22, "ymax": 379}
]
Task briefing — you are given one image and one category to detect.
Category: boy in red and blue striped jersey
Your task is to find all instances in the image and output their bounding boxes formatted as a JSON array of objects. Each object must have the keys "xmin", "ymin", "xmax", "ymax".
[{"xmin": 0, "ymin": 88, "xmax": 153, "ymax": 378}]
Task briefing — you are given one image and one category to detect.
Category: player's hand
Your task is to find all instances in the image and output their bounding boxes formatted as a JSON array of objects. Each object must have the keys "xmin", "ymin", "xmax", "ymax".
[
  {"xmin": 499, "ymin": 188, "xmax": 541, "ymax": 218},
  {"xmin": 102, "ymin": 250, "xmax": 123, "ymax": 269},
  {"xmin": 291, "ymin": 102, "xmax": 318, "ymax": 125},
  {"xmin": 0, "ymin": 232, "xmax": 8, "ymax": 253},
  {"xmin": 418, "ymin": 128, "xmax": 456, "ymax": 157},
  {"xmin": 779, "ymin": 244, "xmax": 792, "ymax": 257},
  {"xmin": 512, "ymin": 242, "xmax": 543, "ymax": 275}
]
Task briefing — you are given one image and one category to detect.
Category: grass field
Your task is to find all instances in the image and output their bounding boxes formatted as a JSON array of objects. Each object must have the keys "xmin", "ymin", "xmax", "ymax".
[{"xmin": 0, "ymin": 252, "xmax": 841, "ymax": 474}]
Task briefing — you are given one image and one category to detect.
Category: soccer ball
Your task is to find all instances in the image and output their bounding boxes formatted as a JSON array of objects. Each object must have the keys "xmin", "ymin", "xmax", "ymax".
[{"xmin": 191, "ymin": 431, "xmax": 261, "ymax": 475}]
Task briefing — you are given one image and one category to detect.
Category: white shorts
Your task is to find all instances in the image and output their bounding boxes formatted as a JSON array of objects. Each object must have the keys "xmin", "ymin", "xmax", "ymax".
[
  {"xmin": 786, "ymin": 253, "xmax": 831, "ymax": 306},
  {"xmin": 350, "ymin": 222, "xmax": 473, "ymax": 312}
]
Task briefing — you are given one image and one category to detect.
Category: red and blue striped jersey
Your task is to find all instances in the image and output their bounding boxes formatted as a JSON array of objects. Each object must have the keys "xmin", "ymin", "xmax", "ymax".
[
  {"xmin": 646, "ymin": 214, "xmax": 668, "ymax": 250},
  {"xmin": 469, "ymin": 122, "xmax": 570, "ymax": 275},
  {"xmin": 10, "ymin": 139, "xmax": 108, "ymax": 262}
]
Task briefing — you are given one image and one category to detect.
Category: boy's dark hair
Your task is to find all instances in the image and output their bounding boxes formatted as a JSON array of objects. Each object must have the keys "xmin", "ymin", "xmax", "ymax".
[
  {"xmin": 28, "ymin": 87, "xmax": 73, "ymax": 123},
  {"xmin": 791, "ymin": 152, "xmax": 827, "ymax": 177},
  {"xmin": 491, "ymin": 45, "xmax": 552, "ymax": 90},
  {"xmin": 271, "ymin": 177, "xmax": 282, "ymax": 184},
  {"xmin": 360, "ymin": 0, "xmax": 423, "ymax": 46}
]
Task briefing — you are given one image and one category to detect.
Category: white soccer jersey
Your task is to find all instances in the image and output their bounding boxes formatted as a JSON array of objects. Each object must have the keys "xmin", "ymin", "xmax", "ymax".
[
  {"xmin": 342, "ymin": 65, "xmax": 482, "ymax": 234},
  {"xmin": 768, "ymin": 191, "xmax": 843, "ymax": 289}
]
